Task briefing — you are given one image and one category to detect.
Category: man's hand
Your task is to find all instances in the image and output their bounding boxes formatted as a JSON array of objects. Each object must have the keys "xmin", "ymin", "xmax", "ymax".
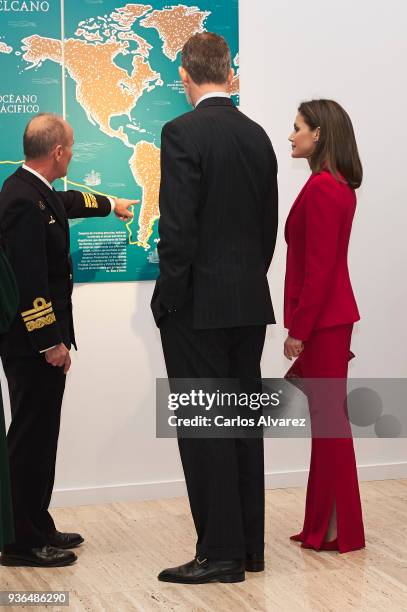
[
  {"xmin": 45, "ymin": 343, "xmax": 71, "ymax": 373},
  {"xmin": 113, "ymin": 198, "xmax": 139, "ymax": 221},
  {"xmin": 284, "ymin": 335, "xmax": 304, "ymax": 360}
]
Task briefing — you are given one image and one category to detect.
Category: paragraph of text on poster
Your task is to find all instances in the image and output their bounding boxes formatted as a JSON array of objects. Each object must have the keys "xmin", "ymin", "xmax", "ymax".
[{"xmin": 77, "ymin": 231, "xmax": 127, "ymax": 274}]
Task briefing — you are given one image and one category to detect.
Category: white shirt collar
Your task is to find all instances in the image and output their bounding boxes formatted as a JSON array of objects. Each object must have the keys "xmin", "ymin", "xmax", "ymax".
[
  {"xmin": 22, "ymin": 163, "xmax": 54, "ymax": 191},
  {"xmin": 195, "ymin": 91, "xmax": 230, "ymax": 108}
]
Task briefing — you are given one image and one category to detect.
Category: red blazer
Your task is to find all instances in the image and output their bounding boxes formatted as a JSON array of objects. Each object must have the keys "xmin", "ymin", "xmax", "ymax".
[{"xmin": 284, "ymin": 170, "xmax": 360, "ymax": 341}]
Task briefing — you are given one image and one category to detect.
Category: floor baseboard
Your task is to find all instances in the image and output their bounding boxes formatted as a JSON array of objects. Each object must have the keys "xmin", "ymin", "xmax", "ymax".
[{"xmin": 51, "ymin": 461, "xmax": 407, "ymax": 507}]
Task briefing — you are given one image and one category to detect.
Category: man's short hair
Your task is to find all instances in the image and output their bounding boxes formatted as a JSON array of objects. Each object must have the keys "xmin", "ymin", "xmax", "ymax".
[
  {"xmin": 23, "ymin": 113, "xmax": 69, "ymax": 159},
  {"xmin": 182, "ymin": 32, "xmax": 231, "ymax": 85}
]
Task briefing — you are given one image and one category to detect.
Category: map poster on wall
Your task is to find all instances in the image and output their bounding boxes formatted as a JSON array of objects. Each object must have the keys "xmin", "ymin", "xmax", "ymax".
[{"xmin": 0, "ymin": 1, "xmax": 239, "ymax": 283}]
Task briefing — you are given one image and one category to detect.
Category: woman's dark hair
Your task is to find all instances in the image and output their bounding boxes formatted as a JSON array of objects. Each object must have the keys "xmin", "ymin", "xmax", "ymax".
[{"xmin": 298, "ymin": 99, "xmax": 363, "ymax": 189}]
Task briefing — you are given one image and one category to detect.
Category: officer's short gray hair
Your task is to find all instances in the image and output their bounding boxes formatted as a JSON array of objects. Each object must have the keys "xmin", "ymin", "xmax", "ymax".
[{"xmin": 23, "ymin": 113, "xmax": 69, "ymax": 160}]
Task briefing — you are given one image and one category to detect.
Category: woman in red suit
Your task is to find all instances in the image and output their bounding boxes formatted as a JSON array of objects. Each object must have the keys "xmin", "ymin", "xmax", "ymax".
[{"xmin": 284, "ymin": 99, "xmax": 365, "ymax": 553}]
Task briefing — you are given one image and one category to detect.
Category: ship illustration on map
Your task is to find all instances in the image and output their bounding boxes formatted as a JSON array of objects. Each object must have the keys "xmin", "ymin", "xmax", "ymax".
[
  {"xmin": 84, "ymin": 169, "xmax": 101, "ymax": 187},
  {"xmin": 147, "ymin": 247, "xmax": 159, "ymax": 264}
]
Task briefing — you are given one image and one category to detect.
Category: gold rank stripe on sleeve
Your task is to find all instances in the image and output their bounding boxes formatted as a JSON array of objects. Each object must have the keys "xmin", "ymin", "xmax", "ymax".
[
  {"xmin": 21, "ymin": 297, "xmax": 57, "ymax": 333},
  {"xmin": 23, "ymin": 306, "xmax": 53, "ymax": 322},
  {"xmin": 81, "ymin": 192, "xmax": 98, "ymax": 208}
]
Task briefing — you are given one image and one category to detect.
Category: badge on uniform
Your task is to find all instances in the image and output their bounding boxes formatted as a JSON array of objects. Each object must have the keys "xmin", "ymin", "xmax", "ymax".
[
  {"xmin": 48, "ymin": 215, "xmax": 56, "ymax": 224},
  {"xmin": 38, "ymin": 200, "xmax": 46, "ymax": 210}
]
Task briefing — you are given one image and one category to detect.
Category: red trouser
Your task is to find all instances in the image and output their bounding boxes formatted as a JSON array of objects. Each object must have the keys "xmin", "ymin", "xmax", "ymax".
[{"xmin": 290, "ymin": 324, "xmax": 365, "ymax": 553}]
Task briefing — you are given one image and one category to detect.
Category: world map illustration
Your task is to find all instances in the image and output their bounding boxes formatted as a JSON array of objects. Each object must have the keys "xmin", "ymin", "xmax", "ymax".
[{"xmin": 0, "ymin": 1, "xmax": 239, "ymax": 282}]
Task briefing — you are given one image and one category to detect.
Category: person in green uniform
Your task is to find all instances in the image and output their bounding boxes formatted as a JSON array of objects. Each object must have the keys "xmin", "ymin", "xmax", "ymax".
[
  {"xmin": 0, "ymin": 244, "xmax": 19, "ymax": 551},
  {"xmin": 0, "ymin": 388, "xmax": 14, "ymax": 551}
]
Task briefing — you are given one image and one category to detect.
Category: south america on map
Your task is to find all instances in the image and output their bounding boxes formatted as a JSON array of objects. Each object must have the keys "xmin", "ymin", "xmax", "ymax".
[{"xmin": 0, "ymin": 1, "xmax": 239, "ymax": 282}]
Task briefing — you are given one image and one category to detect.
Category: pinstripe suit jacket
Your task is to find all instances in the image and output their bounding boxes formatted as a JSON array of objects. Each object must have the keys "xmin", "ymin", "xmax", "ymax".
[{"xmin": 151, "ymin": 97, "xmax": 278, "ymax": 329}]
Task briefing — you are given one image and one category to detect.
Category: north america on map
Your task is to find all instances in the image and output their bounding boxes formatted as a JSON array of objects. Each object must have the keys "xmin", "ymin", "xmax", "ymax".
[{"xmin": 0, "ymin": 2, "xmax": 239, "ymax": 281}]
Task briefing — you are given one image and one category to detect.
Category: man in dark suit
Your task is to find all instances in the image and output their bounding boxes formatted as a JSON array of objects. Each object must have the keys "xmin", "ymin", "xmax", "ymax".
[
  {"xmin": 0, "ymin": 113, "xmax": 136, "ymax": 567},
  {"xmin": 152, "ymin": 33, "xmax": 278, "ymax": 584}
]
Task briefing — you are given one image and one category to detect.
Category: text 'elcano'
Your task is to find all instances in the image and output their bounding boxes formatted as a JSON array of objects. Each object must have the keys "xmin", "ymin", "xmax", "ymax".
[{"xmin": 0, "ymin": 1, "xmax": 49, "ymax": 12}]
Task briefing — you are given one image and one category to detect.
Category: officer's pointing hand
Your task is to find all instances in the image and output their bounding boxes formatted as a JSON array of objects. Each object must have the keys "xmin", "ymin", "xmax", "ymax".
[{"xmin": 113, "ymin": 198, "xmax": 139, "ymax": 221}]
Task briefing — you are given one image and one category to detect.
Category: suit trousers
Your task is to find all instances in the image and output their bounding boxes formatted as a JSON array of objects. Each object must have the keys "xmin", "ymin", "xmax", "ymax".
[
  {"xmin": 1, "ymin": 354, "xmax": 66, "ymax": 551},
  {"xmin": 159, "ymin": 302, "xmax": 266, "ymax": 560}
]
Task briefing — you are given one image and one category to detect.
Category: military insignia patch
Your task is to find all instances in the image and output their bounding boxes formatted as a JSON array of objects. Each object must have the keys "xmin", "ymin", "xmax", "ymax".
[
  {"xmin": 38, "ymin": 200, "xmax": 46, "ymax": 210},
  {"xmin": 81, "ymin": 192, "xmax": 98, "ymax": 208},
  {"xmin": 21, "ymin": 297, "xmax": 56, "ymax": 333}
]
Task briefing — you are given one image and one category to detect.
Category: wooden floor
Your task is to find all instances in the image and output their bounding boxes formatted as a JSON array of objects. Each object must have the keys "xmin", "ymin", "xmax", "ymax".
[{"xmin": 1, "ymin": 479, "xmax": 406, "ymax": 612}]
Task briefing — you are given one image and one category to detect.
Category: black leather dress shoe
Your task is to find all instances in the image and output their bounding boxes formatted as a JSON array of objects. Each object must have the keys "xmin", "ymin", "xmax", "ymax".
[
  {"xmin": 245, "ymin": 552, "xmax": 264, "ymax": 572},
  {"xmin": 47, "ymin": 531, "xmax": 84, "ymax": 549},
  {"xmin": 1, "ymin": 546, "xmax": 77, "ymax": 567},
  {"xmin": 158, "ymin": 557, "xmax": 245, "ymax": 584}
]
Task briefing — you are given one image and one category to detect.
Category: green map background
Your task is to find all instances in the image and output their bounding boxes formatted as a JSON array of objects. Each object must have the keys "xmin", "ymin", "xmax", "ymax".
[{"xmin": 0, "ymin": 0, "xmax": 239, "ymax": 282}]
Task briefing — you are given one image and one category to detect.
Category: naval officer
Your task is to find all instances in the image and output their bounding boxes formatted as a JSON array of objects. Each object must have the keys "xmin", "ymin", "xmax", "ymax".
[{"xmin": 0, "ymin": 113, "xmax": 136, "ymax": 567}]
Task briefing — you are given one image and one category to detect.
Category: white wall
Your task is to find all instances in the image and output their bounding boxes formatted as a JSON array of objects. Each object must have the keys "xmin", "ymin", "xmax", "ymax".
[{"xmin": 2, "ymin": 0, "xmax": 407, "ymax": 506}]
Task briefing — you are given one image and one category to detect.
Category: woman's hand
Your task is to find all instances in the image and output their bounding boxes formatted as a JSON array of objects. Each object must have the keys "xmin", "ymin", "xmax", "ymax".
[{"xmin": 284, "ymin": 335, "xmax": 304, "ymax": 360}]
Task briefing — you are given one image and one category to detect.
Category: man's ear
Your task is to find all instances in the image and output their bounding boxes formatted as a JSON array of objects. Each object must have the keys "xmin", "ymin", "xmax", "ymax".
[
  {"xmin": 54, "ymin": 144, "xmax": 63, "ymax": 161},
  {"xmin": 179, "ymin": 66, "xmax": 189, "ymax": 85},
  {"xmin": 227, "ymin": 68, "xmax": 234, "ymax": 85}
]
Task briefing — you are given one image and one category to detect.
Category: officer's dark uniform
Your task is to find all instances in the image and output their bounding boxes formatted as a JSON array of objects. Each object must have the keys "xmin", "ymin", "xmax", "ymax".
[{"xmin": 0, "ymin": 166, "xmax": 111, "ymax": 551}]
